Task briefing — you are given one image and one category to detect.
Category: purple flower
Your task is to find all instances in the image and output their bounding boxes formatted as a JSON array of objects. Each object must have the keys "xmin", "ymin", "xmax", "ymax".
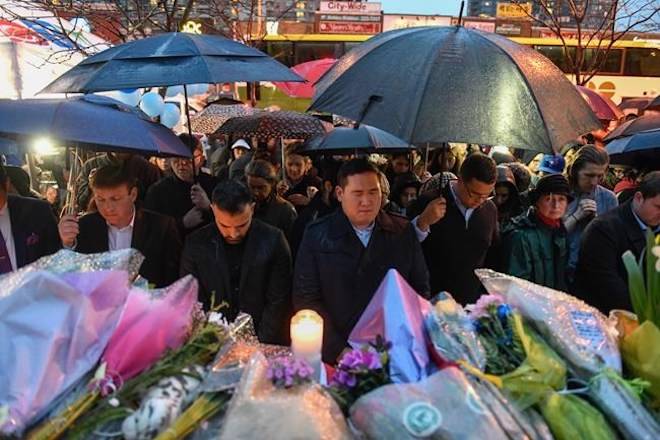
[
  {"xmin": 337, "ymin": 347, "xmax": 382, "ymax": 371},
  {"xmin": 465, "ymin": 294, "xmax": 505, "ymax": 319},
  {"xmin": 361, "ymin": 350, "xmax": 382, "ymax": 370},
  {"xmin": 267, "ymin": 356, "xmax": 313, "ymax": 389},
  {"xmin": 331, "ymin": 370, "xmax": 357, "ymax": 388}
]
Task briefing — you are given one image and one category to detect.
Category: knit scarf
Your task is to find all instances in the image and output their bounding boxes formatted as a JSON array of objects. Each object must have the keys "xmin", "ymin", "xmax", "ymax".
[{"xmin": 536, "ymin": 211, "xmax": 562, "ymax": 229}]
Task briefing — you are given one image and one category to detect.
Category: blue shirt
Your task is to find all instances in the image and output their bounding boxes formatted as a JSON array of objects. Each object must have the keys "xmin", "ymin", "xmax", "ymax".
[{"xmin": 565, "ymin": 185, "xmax": 618, "ymax": 271}]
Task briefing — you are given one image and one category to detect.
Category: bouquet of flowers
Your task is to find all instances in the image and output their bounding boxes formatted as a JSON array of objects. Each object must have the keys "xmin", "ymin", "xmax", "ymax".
[
  {"xmin": 327, "ymin": 337, "xmax": 392, "ymax": 414},
  {"xmin": 620, "ymin": 230, "xmax": 660, "ymax": 408},
  {"xmin": 467, "ymin": 294, "xmax": 616, "ymax": 440}
]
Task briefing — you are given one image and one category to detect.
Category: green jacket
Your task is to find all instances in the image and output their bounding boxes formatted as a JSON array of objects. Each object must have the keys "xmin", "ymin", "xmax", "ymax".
[{"xmin": 502, "ymin": 209, "xmax": 568, "ymax": 291}]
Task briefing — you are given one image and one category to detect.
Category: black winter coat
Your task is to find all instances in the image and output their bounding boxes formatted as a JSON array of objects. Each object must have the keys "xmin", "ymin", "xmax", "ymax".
[
  {"xmin": 575, "ymin": 202, "xmax": 653, "ymax": 313},
  {"xmin": 293, "ymin": 210, "xmax": 430, "ymax": 363},
  {"xmin": 180, "ymin": 220, "xmax": 292, "ymax": 345}
]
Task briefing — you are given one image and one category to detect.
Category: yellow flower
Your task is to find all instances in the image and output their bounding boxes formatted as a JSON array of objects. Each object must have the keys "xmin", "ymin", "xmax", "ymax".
[{"xmin": 652, "ymin": 246, "xmax": 660, "ymax": 272}]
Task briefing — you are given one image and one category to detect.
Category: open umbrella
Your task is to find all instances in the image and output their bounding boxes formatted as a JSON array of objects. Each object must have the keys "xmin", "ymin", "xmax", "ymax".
[
  {"xmin": 190, "ymin": 103, "xmax": 259, "ymax": 134},
  {"xmin": 299, "ymin": 125, "xmax": 414, "ymax": 155},
  {"xmin": 0, "ymin": 95, "xmax": 189, "ymax": 156},
  {"xmin": 645, "ymin": 95, "xmax": 660, "ymax": 112},
  {"xmin": 311, "ymin": 26, "xmax": 600, "ymax": 153},
  {"xmin": 577, "ymin": 85, "xmax": 624, "ymax": 122},
  {"xmin": 215, "ymin": 111, "xmax": 326, "ymax": 141},
  {"xmin": 605, "ymin": 113, "xmax": 660, "ymax": 168},
  {"xmin": 274, "ymin": 58, "xmax": 337, "ymax": 99}
]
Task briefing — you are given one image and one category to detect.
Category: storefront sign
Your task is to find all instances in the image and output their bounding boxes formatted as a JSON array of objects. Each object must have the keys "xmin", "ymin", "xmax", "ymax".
[
  {"xmin": 496, "ymin": 2, "xmax": 532, "ymax": 19},
  {"xmin": 496, "ymin": 23, "xmax": 522, "ymax": 35},
  {"xmin": 463, "ymin": 20, "xmax": 496, "ymax": 33},
  {"xmin": 382, "ymin": 14, "xmax": 451, "ymax": 31},
  {"xmin": 319, "ymin": 1, "xmax": 381, "ymax": 15},
  {"xmin": 319, "ymin": 21, "xmax": 381, "ymax": 34}
]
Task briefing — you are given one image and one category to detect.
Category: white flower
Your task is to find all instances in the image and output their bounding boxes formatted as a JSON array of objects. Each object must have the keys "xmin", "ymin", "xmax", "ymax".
[{"xmin": 653, "ymin": 246, "xmax": 660, "ymax": 273}]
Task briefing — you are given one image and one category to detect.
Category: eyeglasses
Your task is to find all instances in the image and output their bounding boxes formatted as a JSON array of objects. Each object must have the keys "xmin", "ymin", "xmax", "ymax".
[{"xmin": 463, "ymin": 182, "xmax": 492, "ymax": 201}]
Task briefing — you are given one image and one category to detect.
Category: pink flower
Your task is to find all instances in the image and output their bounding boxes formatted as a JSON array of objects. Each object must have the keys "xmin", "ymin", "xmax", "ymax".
[{"xmin": 465, "ymin": 294, "xmax": 505, "ymax": 319}]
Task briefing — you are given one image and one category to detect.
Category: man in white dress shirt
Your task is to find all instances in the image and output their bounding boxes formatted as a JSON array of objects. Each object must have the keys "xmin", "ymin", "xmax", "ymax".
[{"xmin": 59, "ymin": 164, "xmax": 181, "ymax": 287}]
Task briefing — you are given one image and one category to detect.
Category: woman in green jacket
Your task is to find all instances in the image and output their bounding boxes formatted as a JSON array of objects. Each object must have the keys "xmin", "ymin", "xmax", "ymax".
[{"xmin": 503, "ymin": 174, "xmax": 573, "ymax": 291}]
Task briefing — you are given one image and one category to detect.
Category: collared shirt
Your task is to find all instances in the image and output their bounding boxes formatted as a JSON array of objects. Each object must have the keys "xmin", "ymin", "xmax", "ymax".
[
  {"xmin": 450, "ymin": 181, "xmax": 475, "ymax": 225},
  {"xmin": 352, "ymin": 221, "xmax": 375, "ymax": 247},
  {"xmin": 0, "ymin": 202, "xmax": 16, "ymax": 270},
  {"xmin": 631, "ymin": 204, "xmax": 660, "ymax": 234},
  {"xmin": 107, "ymin": 208, "xmax": 136, "ymax": 251}
]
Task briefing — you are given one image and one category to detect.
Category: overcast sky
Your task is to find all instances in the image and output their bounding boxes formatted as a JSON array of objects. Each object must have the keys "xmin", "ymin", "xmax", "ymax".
[{"xmin": 379, "ymin": 0, "xmax": 464, "ymax": 15}]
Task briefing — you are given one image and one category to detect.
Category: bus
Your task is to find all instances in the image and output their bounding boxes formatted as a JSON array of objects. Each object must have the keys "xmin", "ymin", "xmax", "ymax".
[{"xmin": 258, "ymin": 33, "xmax": 660, "ymax": 104}]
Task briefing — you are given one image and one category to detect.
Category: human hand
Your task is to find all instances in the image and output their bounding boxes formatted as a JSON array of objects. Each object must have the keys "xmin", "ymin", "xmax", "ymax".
[
  {"xmin": 574, "ymin": 198, "xmax": 597, "ymax": 221},
  {"xmin": 183, "ymin": 207, "xmax": 204, "ymax": 229},
  {"xmin": 417, "ymin": 196, "xmax": 447, "ymax": 231},
  {"xmin": 190, "ymin": 184, "xmax": 210, "ymax": 210},
  {"xmin": 276, "ymin": 180, "xmax": 290, "ymax": 197},
  {"xmin": 288, "ymin": 193, "xmax": 311, "ymax": 206},
  {"xmin": 58, "ymin": 214, "xmax": 79, "ymax": 247}
]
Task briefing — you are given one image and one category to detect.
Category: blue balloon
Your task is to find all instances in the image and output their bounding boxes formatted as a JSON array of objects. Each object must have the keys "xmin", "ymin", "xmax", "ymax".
[
  {"xmin": 139, "ymin": 92, "xmax": 165, "ymax": 118},
  {"xmin": 120, "ymin": 88, "xmax": 137, "ymax": 94},
  {"xmin": 116, "ymin": 89, "xmax": 141, "ymax": 107},
  {"xmin": 159, "ymin": 103, "xmax": 181, "ymax": 129}
]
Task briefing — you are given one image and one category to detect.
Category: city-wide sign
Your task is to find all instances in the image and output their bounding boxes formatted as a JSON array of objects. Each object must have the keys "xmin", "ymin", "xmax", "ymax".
[
  {"xmin": 319, "ymin": 21, "xmax": 381, "ymax": 34},
  {"xmin": 319, "ymin": 1, "xmax": 382, "ymax": 15}
]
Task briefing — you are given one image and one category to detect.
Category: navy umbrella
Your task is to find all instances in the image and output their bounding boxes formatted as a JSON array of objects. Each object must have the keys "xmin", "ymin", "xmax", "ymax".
[
  {"xmin": 311, "ymin": 26, "xmax": 600, "ymax": 153},
  {"xmin": 605, "ymin": 114, "xmax": 660, "ymax": 169},
  {"xmin": 40, "ymin": 32, "xmax": 302, "ymax": 93},
  {"xmin": 299, "ymin": 125, "xmax": 414, "ymax": 155},
  {"xmin": 0, "ymin": 94, "xmax": 190, "ymax": 157}
]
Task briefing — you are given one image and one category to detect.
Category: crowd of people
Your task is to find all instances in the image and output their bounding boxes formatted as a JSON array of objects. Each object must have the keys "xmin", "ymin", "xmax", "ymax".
[{"xmin": 0, "ymin": 131, "xmax": 658, "ymax": 363}]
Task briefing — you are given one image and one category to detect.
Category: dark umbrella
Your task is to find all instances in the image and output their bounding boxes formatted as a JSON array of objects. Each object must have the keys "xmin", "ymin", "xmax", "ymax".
[
  {"xmin": 299, "ymin": 125, "xmax": 414, "ymax": 155},
  {"xmin": 0, "ymin": 95, "xmax": 190, "ymax": 156},
  {"xmin": 605, "ymin": 114, "xmax": 660, "ymax": 169},
  {"xmin": 40, "ymin": 33, "xmax": 302, "ymax": 93},
  {"xmin": 215, "ymin": 111, "xmax": 326, "ymax": 141},
  {"xmin": 191, "ymin": 104, "xmax": 259, "ymax": 134},
  {"xmin": 645, "ymin": 95, "xmax": 660, "ymax": 112},
  {"xmin": 311, "ymin": 26, "xmax": 600, "ymax": 153}
]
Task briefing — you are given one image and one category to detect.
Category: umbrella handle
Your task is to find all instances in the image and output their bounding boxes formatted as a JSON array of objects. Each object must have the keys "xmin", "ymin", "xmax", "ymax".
[
  {"xmin": 354, "ymin": 95, "xmax": 383, "ymax": 128},
  {"xmin": 183, "ymin": 84, "xmax": 198, "ymax": 184},
  {"xmin": 63, "ymin": 146, "xmax": 82, "ymax": 217}
]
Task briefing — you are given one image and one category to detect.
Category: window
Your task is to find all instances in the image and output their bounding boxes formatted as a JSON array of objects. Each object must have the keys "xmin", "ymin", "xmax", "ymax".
[
  {"xmin": 582, "ymin": 48, "xmax": 622, "ymax": 74},
  {"xmin": 534, "ymin": 45, "xmax": 575, "ymax": 73},
  {"xmin": 267, "ymin": 42, "xmax": 294, "ymax": 66},
  {"xmin": 295, "ymin": 42, "xmax": 343, "ymax": 65},
  {"xmin": 624, "ymin": 48, "xmax": 660, "ymax": 77}
]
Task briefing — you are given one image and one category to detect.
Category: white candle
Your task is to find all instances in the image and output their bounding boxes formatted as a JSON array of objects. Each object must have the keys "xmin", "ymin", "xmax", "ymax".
[{"xmin": 290, "ymin": 309, "xmax": 323, "ymax": 364}]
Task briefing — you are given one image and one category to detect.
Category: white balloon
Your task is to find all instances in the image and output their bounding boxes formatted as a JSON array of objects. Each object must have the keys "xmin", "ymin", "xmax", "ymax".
[
  {"xmin": 116, "ymin": 90, "xmax": 141, "ymax": 107},
  {"xmin": 159, "ymin": 103, "xmax": 181, "ymax": 129},
  {"xmin": 165, "ymin": 85, "xmax": 184, "ymax": 97},
  {"xmin": 139, "ymin": 92, "xmax": 165, "ymax": 118}
]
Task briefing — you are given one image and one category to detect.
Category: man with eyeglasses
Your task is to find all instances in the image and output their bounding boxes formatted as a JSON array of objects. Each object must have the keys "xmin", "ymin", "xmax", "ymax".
[
  {"xmin": 145, "ymin": 134, "xmax": 219, "ymax": 237},
  {"xmin": 413, "ymin": 153, "xmax": 498, "ymax": 304}
]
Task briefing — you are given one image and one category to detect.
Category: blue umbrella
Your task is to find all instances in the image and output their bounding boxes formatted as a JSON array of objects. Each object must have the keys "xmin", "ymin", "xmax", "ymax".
[
  {"xmin": 0, "ymin": 138, "xmax": 19, "ymax": 156},
  {"xmin": 0, "ymin": 95, "xmax": 190, "ymax": 157},
  {"xmin": 311, "ymin": 26, "xmax": 600, "ymax": 153},
  {"xmin": 40, "ymin": 32, "xmax": 302, "ymax": 93},
  {"xmin": 606, "ymin": 129, "xmax": 660, "ymax": 169},
  {"xmin": 300, "ymin": 125, "xmax": 414, "ymax": 155}
]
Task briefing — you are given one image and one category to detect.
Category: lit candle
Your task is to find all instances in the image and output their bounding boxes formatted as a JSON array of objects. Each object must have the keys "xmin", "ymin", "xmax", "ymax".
[{"xmin": 290, "ymin": 309, "xmax": 323, "ymax": 378}]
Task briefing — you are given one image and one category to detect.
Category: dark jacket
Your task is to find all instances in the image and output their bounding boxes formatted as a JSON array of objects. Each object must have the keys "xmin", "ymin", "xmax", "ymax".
[
  {"xmin": 575, "ymin": 202, "xmax": 651, "ymax": 313},
  {"xmin": 293, "ymin": 210, "xmax": 430, "ymax": 363},
  {"xmin": 284, "ymin": 174, "xmax": 323, "ymax": 212},
  {"xmin": 144, "ymin": 173, "xmax": 218, "ymax": 236},
  {"xmin": 6, "ymin": 195, "xmax": 61, "ymax": 267},
  {"xmin": 502, "ymin": 208, "xmax": 568, "ymax": 291},
  {"xmin": 75, "ymin": 208, "xmax": 181, "ymax": 288},
  {"xmin": 414, "ymin": 184, "xmax": 498, "ymax": 305},
  {"xmin": 254, "ymin": 194, "xmax": 297, "ymax": 240},
  {"xmin": 180, "ymin": 220, "xmax": 292, "ymax": 345}
]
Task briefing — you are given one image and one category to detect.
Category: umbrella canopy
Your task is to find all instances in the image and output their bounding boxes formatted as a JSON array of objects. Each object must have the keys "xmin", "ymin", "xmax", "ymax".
[
  {"xmin": 215, "ymin": 111, "xmax": 326, "ymax": 140},
  {"xmin": 311, "ymin": 26, "xmax": 600, "ymax": 153},
  {"xmin": 300, "ymin": 125, "xmax": 414, "ymax": 155},
  {"xmin": 190, "ymin": 103, "xmax": 258, "ymax": 134},
  {"xmin": 605, "ymin": 113, "xmax": 660, "ymax": 168},
  {"xmin": 274, "ymin": 58, "xmax": 337, "ymax": 99},
  {"xmin": 0, "ymin": 94, "xmax": 190, "ymax": 156},
  {"xmin": 646, "ymin": 95, "xmax": 660, "ymax": 112},
  {"xmin": 577, "ymin": 85, "xmax": 624, "ymax": 121},
  {"xmin": 40, "ymin": 32, "xmax": 303, "ymax": 93}
]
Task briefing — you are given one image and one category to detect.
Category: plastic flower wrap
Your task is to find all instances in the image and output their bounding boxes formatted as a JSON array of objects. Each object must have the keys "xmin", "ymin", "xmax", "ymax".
[
  {"xmin": 349, "ymin": 269, "xmax": 435, "ymax": 383},
  {"xmin": 350, "ymin": 366, "xmax": 529, "ymax": 439},
  {"xmin": 426, "ymin": 292, "xmax": 486, "ymax": 370},
  {"xmin": 219, "ymin": 353, "xmax": 351, "ymax": 440},
  {"xmin": 0, "ymin": 269, "xmax": 132, "ymax": 436},
  {"xmin": 267, "ymin": 357, "xmax": 314, "ymax": 389},
  {"xmin": 475, "ymin": 269, "xmax": 620, "ymax": 377}
]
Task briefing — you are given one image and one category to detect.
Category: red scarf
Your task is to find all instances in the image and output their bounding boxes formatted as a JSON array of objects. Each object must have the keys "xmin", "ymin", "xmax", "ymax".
[{"xmin": 536, "ymin": 211, "xmax": 562, "ymax": 229}]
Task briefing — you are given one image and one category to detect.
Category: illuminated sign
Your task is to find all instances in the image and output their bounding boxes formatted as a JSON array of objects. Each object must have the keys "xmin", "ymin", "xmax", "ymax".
[
  {"xmin": 319, "ymin": 2, "xmax": 381, "ymax": 15},
  {"xmin": 181, "ymin": 20, "xmax": 202, "ymax": 34},
  {"xmin": 496, "ymin": 2, "xmax": 532, "ymax": 19}
]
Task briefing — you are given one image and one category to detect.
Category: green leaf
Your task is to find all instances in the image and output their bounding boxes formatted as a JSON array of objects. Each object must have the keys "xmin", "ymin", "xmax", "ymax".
[
  {"xmin": 623, "ymin": 250, "xmax": 648, "ymax": 323},
  {"xmin": 645, "ymin": 231, "xmax": 660, "ymax": 327}
]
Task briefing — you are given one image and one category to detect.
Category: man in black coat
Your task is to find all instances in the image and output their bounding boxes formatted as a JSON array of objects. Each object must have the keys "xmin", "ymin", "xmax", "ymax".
[
  {"xmin": 294, "ymin": 159, "xmax": 430, "ymax": 363},
  {"xmin": 180, "ymin": 180, "xmax": 292, "ymax": 345},
  {"xmin": 575, "ymin": 172, "xmax": 660, "ymax": 313},
  {"xmin": 145, "ymin": 134, "xmax": 219, "ymax": 237},
  {"xmin": 411, "ymin": 153, "xmax": 499, "ymax": 305},
  {"xmin": 59, "ymin": 165, "xmax": 181, "ymax": 287},
  {"xmin": 0, "ymin": 165, "xmax": 60, "ymax": 274}
]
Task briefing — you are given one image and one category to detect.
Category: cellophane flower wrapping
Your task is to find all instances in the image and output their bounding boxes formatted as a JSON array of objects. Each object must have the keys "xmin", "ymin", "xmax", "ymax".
[
  {"xmin": 218, "ymin": 353, "xmax": 351, "ymax": 440},
  {"xmin": 101, "ymin": 275, "xmax": 199, "ymax": 387},
  {"xmin": 621, "ymin": 321, "xmax": 660, "ymax": 408},
  {"xmin": 475, "ymin": 269, "xmax": 621, "ymax": 377},
  {"xmin": 0, "ymin": 268, "xmax": 132, "ymax": 435},
  {"xmin": 348, "ymin": 269, "xmax": 435, "ymax": 383},
  {"xmin": 350, "ymin": 366, "xmax": 526, "ymax": 439},
  {"xmin": 425, "ymin": 292, "xmax": 486, "ymax": 370}
]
